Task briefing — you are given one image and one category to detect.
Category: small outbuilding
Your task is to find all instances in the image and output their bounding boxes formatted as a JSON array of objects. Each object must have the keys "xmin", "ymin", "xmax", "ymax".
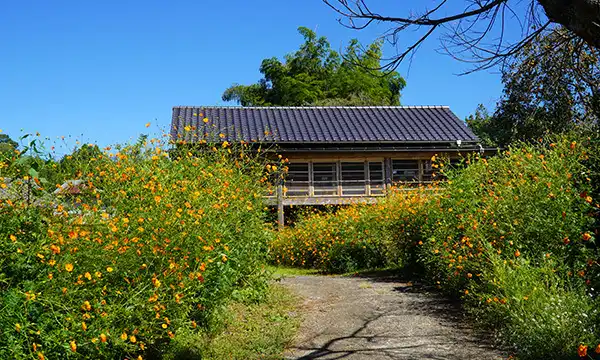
[{"xmin": 171, "ymin": 106, "xmax": 483, "ymax": 224}]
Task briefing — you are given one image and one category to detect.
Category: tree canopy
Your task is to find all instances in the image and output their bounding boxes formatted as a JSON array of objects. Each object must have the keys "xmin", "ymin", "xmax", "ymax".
[
  {"xmin": 324, "ymin": 0, "xmax": 600, "ymax": 72},
  {"xmin": 222, "ymin": 27, "xmax": 406, "ymax": 106},
  {"xmin": 467, "ymin": 29, "xmax": 599, "ymax": 145}
]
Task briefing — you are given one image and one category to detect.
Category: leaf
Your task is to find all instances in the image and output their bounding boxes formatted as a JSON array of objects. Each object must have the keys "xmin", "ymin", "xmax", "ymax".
[{"xmin": 28, "ymin": 168, "xmax": 39, "ymax": 179}]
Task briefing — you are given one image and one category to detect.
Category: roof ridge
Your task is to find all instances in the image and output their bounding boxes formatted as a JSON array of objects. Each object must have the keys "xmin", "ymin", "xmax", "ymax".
[{"xmin": 172, "ymin": 105, "xmax": 451, "ymax": 109}]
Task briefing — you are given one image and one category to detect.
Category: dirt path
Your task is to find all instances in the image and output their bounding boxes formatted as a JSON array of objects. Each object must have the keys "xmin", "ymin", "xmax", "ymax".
[{"xmin": 281, "ymin": 273, "xmax": 505, "ymax": 360}]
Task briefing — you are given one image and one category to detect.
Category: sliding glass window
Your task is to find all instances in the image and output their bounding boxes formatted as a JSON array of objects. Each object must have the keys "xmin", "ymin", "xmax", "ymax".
[
  {"xmin": 341, "ymin": 162, "xmax": 366, "ymax": 196},
  {"xmin": 312, "ymin": 162, "xmax": 338, "ymax": 196},
  {"xmin": 285, "ymin": 162, "xmax": 310, "ymax": 196},
  {"xmin": 392, "ymin": 160, "xmax": 420, "ymax": 183}
]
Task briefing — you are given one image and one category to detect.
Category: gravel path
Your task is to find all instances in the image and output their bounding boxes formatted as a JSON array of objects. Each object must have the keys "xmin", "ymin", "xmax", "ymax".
[{"xmin": 281, "ymin": 273, "xmax": 505, "ymax": 360}]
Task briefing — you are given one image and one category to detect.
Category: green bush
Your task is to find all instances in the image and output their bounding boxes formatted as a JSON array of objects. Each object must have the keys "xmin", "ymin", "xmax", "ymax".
[
  {"xmin": 420, "ymin": 139, "xmax": 596, "ymax": 295},
  {"xmin": 0, "ymin": 140, "xmax": 273, "ymax": 359},
  {"xmin": 269, "ymin": 189, "xmax": 430, "ymax": 273},
  {"xmin": 468, "ymin": 256, "xmax": 598, "ymax": 359}
]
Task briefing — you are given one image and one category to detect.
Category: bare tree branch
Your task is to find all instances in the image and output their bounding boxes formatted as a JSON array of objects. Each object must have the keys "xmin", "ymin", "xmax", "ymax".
[{"xmin": 323, "ymin": 0, "xmax": 600, "ymax": 73}]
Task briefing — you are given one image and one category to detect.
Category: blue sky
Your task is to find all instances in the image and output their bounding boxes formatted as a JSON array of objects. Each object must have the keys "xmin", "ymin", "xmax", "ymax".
[{"xmin": 0, "ymin": 0, "xmax": 507, "ymax": 153}]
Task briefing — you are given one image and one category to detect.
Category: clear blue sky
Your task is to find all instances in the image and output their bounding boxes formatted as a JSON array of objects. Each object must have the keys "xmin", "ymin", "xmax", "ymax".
[{"xmin": 0, "ymin": 0, "xmax": 507, "ymax": 153}]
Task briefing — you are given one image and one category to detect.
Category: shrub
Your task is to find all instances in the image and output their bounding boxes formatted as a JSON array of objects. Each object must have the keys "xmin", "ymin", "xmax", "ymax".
[
  {"xmin": 269, "ymin": 188, "xmax": 431, "ymax": 273},
  {"xmin": 420, "ymin": 139, "xmax": 597, "ymax": 297},
  {"xmin": 0, "ymin": 140, "xmax": 272, "ymax": 359},
  {"xmin": 468, "ymin": 256, "xmax": 598, "ymax": 359}
]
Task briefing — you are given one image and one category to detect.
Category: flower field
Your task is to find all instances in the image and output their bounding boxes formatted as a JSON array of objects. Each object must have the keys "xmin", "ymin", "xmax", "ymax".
[
  {"xmin": 270, "ymin": 137, "xmax": 600, "ymax": 359},
  {"xmin": 0, "ymin": 138, "xmax": 274, "ymax": 359}
]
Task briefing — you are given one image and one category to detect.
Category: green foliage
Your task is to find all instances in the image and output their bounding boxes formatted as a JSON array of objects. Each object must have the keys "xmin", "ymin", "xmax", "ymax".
[
  {"xmin": 166, "ymin": 284, "xmax": 299, "ymax": 360},
  {"xmin": 468, "ymin": 258, "xmax": 597, "ymax": 359},
  {"xmin": 465, "ymin": 104, "xmax": 496, "ymax": 147},
  {"xmin": 270, "ymin": 191, "xmax": 429, "ymax": 273},
  {"xmin": 420, "ymin": 139, "xmax": 596, "ymax": 294},
  {"xmin": 222, "ymin": 27, "xmax": 406, "ymax": 106},
  {"xmin": 473, "ymin": 29, "xmax": 600, "ymax": 146},
  {"xmin": 0, "ymin": 134, "xmax": 18, "ymax": 158},
  {"xmin": 0, "ymin": 138, "xmax": 274, "ymax": 359}
]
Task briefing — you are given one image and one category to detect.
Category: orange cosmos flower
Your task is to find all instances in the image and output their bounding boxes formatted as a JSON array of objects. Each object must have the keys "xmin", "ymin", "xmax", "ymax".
[
  {"xmin": 82, "ymin": 301, "xmax": 92, "ymax": 311},
  {"xmin": 65, "ymin": 263, "xmax": 74, "ymax": 272},
  {"xmin": 595, "ymin": 344, "xmax": 600, "ymax": 354},
  {"xmin": 50, "ymin": 244, "xmax": 60, "ymax": 254},
  {"xmin": 69, "ymin": 340, "xmax": 77, "ymax": 352},
  {"xmin": 578, "ymin": 344, "xmax": 587, "ymax": 357},
  {"xmin": 100, "ymin": 333, "xmax": 107, "ymax": 343},
  {"xmin": 582, "ymin": 233, "xmax": 592, "ymax": 241},
  {"xmin": 514, "ymin": 250, "xmax": 520, "ymax": 257}
]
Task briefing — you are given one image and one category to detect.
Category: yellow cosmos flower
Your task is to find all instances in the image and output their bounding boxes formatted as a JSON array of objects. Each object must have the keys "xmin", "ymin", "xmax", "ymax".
[
  {"xmin": 69, "ymin": 340, "xmax": 77, "ymax": 352},
  {"xmin": 106, "ymin": 267, "xmax": 114, "ymax": 272},
  {"xmin": 65, "ymin": 263, "xmax": 74, "ymax": 272},
  {"xmin": 120, "ymin": 332, "xmax": 128, "ymax": 341},
  {"xmin": 82, "ymin": 301, "xmax": 92, "ymax": 311}
]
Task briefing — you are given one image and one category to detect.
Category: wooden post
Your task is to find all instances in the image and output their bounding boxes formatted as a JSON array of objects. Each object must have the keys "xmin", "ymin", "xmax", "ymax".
[
  {"xmin": 384, "ymin": 158, "xmax": 393, "ymax": 195},
  {"xmin": 277, "ymin": 183, "xmax": 284, "ymax": 230}
]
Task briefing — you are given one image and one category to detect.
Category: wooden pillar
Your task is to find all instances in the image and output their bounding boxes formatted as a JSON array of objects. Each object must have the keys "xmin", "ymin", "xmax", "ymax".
[
  {"xmin": 277, "ymin": 183, "xmax": 284, "ymax": 230},
  {"xmin": 384, "ymin": 158, "xmax": 393, "ymax": 194}
]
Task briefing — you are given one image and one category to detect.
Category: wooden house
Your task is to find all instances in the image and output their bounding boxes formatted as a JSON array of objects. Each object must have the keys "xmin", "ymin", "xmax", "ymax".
[{"xmin": 171, "ymin": 106, "xmax": 484, "ymax": 225}]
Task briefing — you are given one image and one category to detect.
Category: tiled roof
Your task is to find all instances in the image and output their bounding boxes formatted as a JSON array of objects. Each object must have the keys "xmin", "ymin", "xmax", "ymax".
[{"xmin": 171, "ymin": 106, "xmax": 478, "ymax": 144}]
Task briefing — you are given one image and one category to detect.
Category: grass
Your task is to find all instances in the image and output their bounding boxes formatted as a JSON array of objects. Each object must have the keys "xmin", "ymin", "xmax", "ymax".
[
  {"xmin": 268, "ymin": 265, "xmax": 322, "ymax": 279},
  {"xmin": 168, "ymin": 284, "xmax": 301, "ymax": 360}
]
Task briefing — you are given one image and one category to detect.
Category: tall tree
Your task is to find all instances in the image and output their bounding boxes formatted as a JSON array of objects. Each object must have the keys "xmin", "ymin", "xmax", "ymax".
[
  {"xmin": 467, "ymin": 29, "xmax": 599, "ymax": 145},
  {"xmin": 222, "ymin": 27, "xmax": 406, "ymax": 106},
  {"xmin": 465, "ymin": 104, "xmax": 496, "ymax": 147},
  {"xmin": 324, "ymin": 0, "xmax": 600, "ymax": 72}
]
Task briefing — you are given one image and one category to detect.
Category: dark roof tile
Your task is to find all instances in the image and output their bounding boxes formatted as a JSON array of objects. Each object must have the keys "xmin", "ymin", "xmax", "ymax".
[{"xmin": 171, "ymin": 106, "xmax": 479, "ymax": 144}]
